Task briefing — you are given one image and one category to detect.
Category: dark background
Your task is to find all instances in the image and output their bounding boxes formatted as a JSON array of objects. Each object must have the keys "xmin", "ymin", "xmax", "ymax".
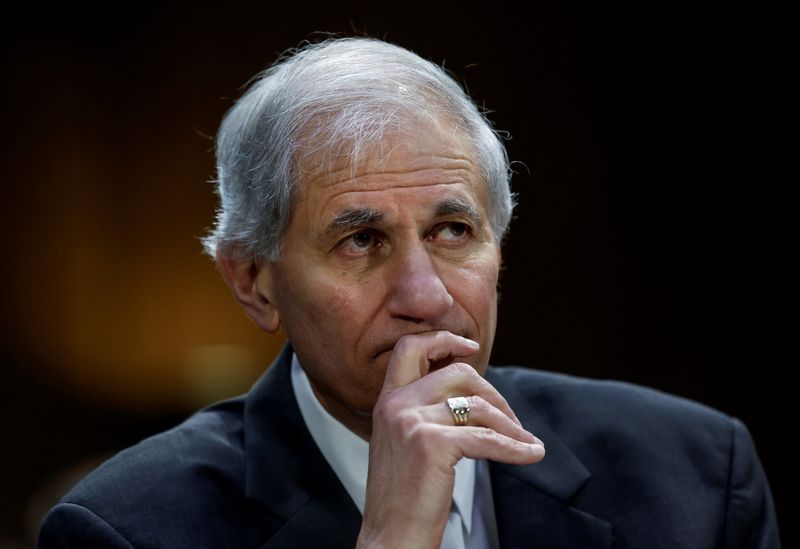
[{"xmin": 1, "ymin": 4, "xmax": 793, "ymax": 547}]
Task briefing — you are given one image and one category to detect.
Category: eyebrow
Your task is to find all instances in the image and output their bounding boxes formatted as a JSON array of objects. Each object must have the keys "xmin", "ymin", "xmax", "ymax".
[
  {"xmin": 323, "ymin": 198, "xmax": 482, "ymax": 240},
  {"xmin": 324, "ymin": 208, "xmax": 384, "ymax": 239},
  {"xmin": 435, "ymin": 198, "xmax": 482, "ymax": 226}
]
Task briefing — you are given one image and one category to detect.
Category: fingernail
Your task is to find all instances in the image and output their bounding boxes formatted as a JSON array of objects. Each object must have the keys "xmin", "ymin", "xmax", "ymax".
[{"xmin": 463, "ymin": 337, "xmax": 479, "ymax": 348}]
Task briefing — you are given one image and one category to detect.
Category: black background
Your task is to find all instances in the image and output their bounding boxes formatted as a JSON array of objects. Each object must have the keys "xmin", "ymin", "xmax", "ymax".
[{"xmin": 1, "ymin": 3, "xmax": 793, "ymax": 546}]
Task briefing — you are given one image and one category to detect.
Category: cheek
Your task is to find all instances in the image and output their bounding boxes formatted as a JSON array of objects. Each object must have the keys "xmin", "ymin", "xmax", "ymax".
[
  {"xmin": 300, "ymin": 280, "xmax": 388, "ymax": 412},
  {"xmin": 449, "ymin": 259, "xmax": 499, "ymax": 312},
  {"xmin": 317, "ymin": 278, "xmax": 369, "ymax": 320},
  {"xmin": 445, "ymin": 258, "xmax": 499, "ymax": 368},
  {"xmin": 282, "ymin": 271, "xmax": 374, "ymax": 342}
]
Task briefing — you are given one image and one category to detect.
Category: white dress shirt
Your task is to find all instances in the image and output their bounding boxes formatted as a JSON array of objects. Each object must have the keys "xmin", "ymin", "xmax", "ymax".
[{"xmin": 290, "ymin": 354, "xmax": 499, "ymax": 548}]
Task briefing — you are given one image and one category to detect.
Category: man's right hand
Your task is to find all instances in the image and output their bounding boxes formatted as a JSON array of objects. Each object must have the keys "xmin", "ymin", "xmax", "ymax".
[{"xmin": 356, "ymin": 331, "xmax": 545, "ymax": 548}]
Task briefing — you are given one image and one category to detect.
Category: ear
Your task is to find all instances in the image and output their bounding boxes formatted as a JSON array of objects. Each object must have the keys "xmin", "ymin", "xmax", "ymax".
[{"xmin": 216, "ymin": 252, "xmax": 281, "ymax": 333}]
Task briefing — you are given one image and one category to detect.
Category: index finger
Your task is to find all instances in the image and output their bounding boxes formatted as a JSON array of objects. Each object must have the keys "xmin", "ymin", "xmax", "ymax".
[{"xmin": 382, "ymin": 331, "xmax": 480, "ymax": 392}]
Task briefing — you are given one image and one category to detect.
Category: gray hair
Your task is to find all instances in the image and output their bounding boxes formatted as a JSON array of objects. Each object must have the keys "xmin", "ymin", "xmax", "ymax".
[{"xmin": 202, "ymin": 37, "xmax": 515, "ymax": 261}]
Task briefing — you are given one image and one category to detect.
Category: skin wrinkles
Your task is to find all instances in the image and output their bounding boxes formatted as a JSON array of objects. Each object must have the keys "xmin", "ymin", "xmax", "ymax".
[
  {"xmin": 322, "ymin": 199, "xmax": 482, "ymax": 250},
  {"xmin": 314, "ymin": 155, "xmax": 477, "ymax": 189},
  {"xmin": 336, "ymin": 200, "xmax": 485, "ymax": 364},
  {"xmin": 313, "ymin": 184, "xmax": 493, "ymax": 257},
  {"xmin": 322, "ymin": 209, "xmax": 384, "ymax": 245},
  {"xmin": 435, "ymin": 198, "xmax": 482, "ymax": 224},
  {"xmin": 257, "ymin": 119, "xmax": 500, "ymax": 439},
  {"xmin": 314, "ymin": 175, "xmax": 472, "ymax": 199}
]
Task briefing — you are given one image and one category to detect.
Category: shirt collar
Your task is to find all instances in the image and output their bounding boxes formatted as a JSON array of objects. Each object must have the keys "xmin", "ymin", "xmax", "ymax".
[{"xmin": 290, "ymin": 353, "xmax": 475, "ymax": 532}]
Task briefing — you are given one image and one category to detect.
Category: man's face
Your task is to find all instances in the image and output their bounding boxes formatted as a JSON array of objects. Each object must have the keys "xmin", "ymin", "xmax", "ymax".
[{"xmin": 259, "ymin": 118, "xmax": 501, "ymax": 430}]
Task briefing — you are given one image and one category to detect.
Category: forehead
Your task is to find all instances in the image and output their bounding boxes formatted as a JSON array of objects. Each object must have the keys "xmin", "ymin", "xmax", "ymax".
[{"xmin": 294, "ymin": 118, "xmax": 487, "ymax": 217}]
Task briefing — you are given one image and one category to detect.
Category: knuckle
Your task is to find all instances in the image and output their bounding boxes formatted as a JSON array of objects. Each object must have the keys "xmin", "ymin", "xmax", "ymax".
[
  {"xmin": 450, "ymin": 361, "xmax": 477, "ymax": 378},
  {"xmin": 395, "ymin": 410, "xmax": 420, "ymax": 433},
  {"xmin": 404, "ymin": 423, "xmax": 437, "ymax": 449},
  {"xmin": 468, "ymin": 396, "xmax": 489, "ymax": 413},
  {"xmin": 475, "ymin": 426, "xmax": 500, "ymax": 445}
]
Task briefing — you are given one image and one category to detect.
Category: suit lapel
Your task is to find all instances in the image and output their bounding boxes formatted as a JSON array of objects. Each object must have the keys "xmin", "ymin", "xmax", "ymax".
[
  {"xmin": 486, "ymin": 367, "xmax": 614, "ymax": 548},
  {"xmin": 244, "ymin": 345, "xmax": 362, "ymax": 548},
  {"xmin": 241, "ymin": 354, "xmax": 613, "ymax": 548}
]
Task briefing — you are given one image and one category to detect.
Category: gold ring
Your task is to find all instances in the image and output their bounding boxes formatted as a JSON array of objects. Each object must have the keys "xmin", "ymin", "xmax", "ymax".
[{"xmin": 447, "ymin": 397, "xmax": 470, "ymax": 426}]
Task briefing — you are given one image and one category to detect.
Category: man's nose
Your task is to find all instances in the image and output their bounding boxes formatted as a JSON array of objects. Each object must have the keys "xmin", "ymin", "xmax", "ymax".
[{"xmin": 385, "ymin": 243, "xmax": 454, "ymax": 322}]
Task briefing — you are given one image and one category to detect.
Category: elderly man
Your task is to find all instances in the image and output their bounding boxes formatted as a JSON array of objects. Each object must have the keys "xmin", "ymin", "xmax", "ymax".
[{"xmin": 39, "ymin": 38, "xmax": 778, "ymax": 548}]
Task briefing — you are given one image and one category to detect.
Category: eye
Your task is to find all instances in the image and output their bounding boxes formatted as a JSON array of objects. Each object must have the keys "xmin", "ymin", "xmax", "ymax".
[
  {"xmin": 339, "ymin": 230, "xmax": 381, "ymax": 256},
  {"xmin": 435, "ymin": 222, "xmax": 471, "ymax": 243},
  {"xmin": 351, "ymin": 231, "xmax": 374, "ymax": 248}
]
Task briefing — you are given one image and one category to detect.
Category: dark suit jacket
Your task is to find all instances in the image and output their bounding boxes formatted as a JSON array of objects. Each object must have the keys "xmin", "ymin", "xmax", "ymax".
[{"xmin": 39, "ymin": 346, "xmax": 779, "ymax": 548}]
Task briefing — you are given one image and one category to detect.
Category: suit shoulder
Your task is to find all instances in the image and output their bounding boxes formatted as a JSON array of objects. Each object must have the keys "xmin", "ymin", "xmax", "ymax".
[
  {"xmin": 488, "ymin": 366, "xmax": 778, "ymax": 547},
  {"xmin": 488, "ymin": 365, "xmax": 736, "ymax": 441},
  {"xmin": 54, "ymin": 397, "xmax": 255, "ymax": 542},
  {"xmin": 90, "ymin": 396, "xmax": 246, "ymax": 477}
]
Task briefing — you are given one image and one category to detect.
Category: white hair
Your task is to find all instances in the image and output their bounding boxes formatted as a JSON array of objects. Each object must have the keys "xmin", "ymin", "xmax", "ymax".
[{"xmin": 202, "ymin": 37, "xmax": 515, "ymax": 261}]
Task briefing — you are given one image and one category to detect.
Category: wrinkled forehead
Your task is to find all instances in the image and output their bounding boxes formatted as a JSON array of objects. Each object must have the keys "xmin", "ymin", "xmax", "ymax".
[{"xmin": 293, "ymin": 115, "xmax": 483, "ymax": 195}]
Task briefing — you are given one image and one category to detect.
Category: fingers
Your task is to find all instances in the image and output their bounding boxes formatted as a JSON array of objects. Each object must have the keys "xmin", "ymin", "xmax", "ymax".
[
  {"xmin": 361, "ymin": 331, "xmax": 543, "ymax": 548},
  {"xmin": 376, "ymin": 330, "xmax": 547, "ymax": 469},
  {"xmin": 430, "ymin": 396, "xmax": 539, "ymax": 445},
  {"xmin": 382, "ymin": 331, "xmax": 480, "ymax": 391},
  {"xmin": 444, "ymin": 426, "xmax": 546, "ymax": 464},
  {"xmin": 409, "ymin": 363, "xmax": 522, "ymax": 427}
]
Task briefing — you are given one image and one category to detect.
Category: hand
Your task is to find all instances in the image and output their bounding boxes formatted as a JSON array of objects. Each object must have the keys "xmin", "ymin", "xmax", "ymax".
[{"xmin": 356, "ymin": 331, "xmax": 545, "ymax": 548}]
